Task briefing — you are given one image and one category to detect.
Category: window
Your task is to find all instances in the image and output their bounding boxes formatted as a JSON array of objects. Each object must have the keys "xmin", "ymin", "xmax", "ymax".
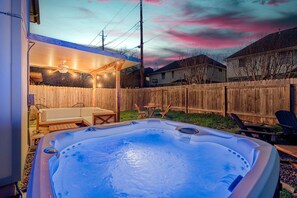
[
  {"xmin": 239, "ymin": 58, "xmax": 246, "ymax": 67},
  {"xmin": 172, "ymin": 71, "xmax": 175, "ymax": 79},
  {"xmin": 219, "ymin": 68, "xmax": 222, "ymax": 72},
  {"xmin": 161, "ymin": 72, "xmax": 165, "ymax": 79},
  {"xmin": 152, "ymin": 79, "xmax": 158, "ymax": 83}
]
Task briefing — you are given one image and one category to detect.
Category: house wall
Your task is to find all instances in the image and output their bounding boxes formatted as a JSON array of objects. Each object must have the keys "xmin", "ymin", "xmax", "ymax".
[
  {"xmin": 0, "ymin": 0, "xmax": 28, "ymax": 191},
  {"xmin": 21, "ymin": 0, "xmax": 29, "ymax": 182},
  {"xmin": 207, "ymin": 66, "xmax": 226, "ymax": 82},
  {"xmin": 150, "ymin": 65, "xmax": 226, "ymax": 86},
  {"xmin": 150, "ymin": 68, "xmax": 187, "ymax": 86},
  {"xmin": 227, "ymin": 59, "xmax": 241, "ymax": 81},
  {"xmin": 227, "ymin": 49, "xmax": 297, "ymax": 81}
]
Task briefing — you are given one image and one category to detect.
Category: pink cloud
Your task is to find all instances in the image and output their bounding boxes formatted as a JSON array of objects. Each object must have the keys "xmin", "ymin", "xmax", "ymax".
[
  {"xmin": 163, "ymin": 56, "xmax": 181, "ymax": 61},
  {"xmin": 187, "ymin": 16, "xmax": 283, "ymax": 34},
  {"xmin": 165, "ymin": 29, "xmax": 255, "ymax": 49},
  {"xmin": 266, "ymin": 0, "xmax": 288, "ymax": 6},
  {"xmin": 154, "ymin": 14, "xmax": 287, "ymax": 34},
  {"xmin": 144, "ymin": 54, "xmax": 159, "ymax": 62},
  {"xmin": 129, "ymin": 0, "xmax": 163, "ymax": 5}
]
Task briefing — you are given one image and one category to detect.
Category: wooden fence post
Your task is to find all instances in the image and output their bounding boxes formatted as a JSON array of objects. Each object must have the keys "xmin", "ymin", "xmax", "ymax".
[
  {"xmin": 222, "ymin": 86, "xmax": 227, "ymax": 117},
  {"xmin": 92, "ymin": 74, "xmax": 96, "ymax": 107},
  {"xmin": 161, "ymin": 89, "xmax": 164, "ymax": 110},
  {"xmin": 290, "ymin": 84, "xmax": 294, "ymax": 113},
  {"xmin": 185, "ymin": 87, "xmax": 188, "ymax": 113}
]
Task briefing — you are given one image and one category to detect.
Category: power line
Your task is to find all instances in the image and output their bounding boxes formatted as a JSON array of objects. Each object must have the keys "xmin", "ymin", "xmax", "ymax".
[
  {"xmin": 143, "ymin": 24, "xmax": 179, "ymax": 44},
  {"xmin": 105, "ymin": 22, "xmax": 140, "ymax": 47},
  {"xmin": 112, "ymin": 28, "xmax": 139, "ymax": 48},
  {"xmin": 88, "ymin": 2, "xmax": 129, "ymax": 46},
  {"xmin": 95, "ymin": 3, "xmax": 139, "ymax": 46},
  {"xmin": 106, "ymin": 3, "xmax": 140, "ymax": 36}
]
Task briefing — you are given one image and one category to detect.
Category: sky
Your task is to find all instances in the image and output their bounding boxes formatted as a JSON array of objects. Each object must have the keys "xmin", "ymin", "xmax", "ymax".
[{"xmin": 31, "ymin": 0, "xmax": 297, "ymax": 69}]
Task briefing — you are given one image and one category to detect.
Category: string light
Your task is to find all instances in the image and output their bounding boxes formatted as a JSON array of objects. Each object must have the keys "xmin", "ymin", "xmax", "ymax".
[
  {"xmin": 97, "ymin": 83, "xmax": 102, "ymax": 88},
  {"xmin": 112, "ymin": 71, "xmax": 116, "ymax": 75},
  {"xmin": 97, "ymin": 75, "xmax": 100, "ymax": 79},
  {"xmin": 104, "ymin": 73, "xmax": 107, "ymax": 78},
  {"xmin": 72, "ymin": 73, "xmax": 78, "ymax": 78}
]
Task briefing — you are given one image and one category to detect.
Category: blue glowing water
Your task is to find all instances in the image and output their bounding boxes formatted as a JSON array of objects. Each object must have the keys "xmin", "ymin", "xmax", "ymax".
[{"xmin": 51, "ymin": 129, "xmax": 250, "ymax": 197}]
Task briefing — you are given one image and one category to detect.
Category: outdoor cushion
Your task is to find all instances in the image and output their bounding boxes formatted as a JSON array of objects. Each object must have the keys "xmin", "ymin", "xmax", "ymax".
[
  {"xmin": 80, "ymin": 107, "xmax": 96, "ymax": 117},
  {"xmin": 45, "ymin": 108, "xmax": 81, "ymax": 119},
  {"xmin": 93, "ymin": 108, "xmax": 114, "ymax": 114},
  {"xmin": 82, "ymin": 116, "xmax": 93, "ymax": 125},
  {"xmin": 40, "ymin": 110, "xmax": 47, "ymax": 122},
  {"xmin": 46, "ymin": 117, "xmax": 82, "ymax": 123},
  {"xmin": 38, "ymin": 107, "xmax": 114, "ymax": 126},
  {"xmin": 80, "ymin": 107, "xmax": 114, "ymax": 116}
]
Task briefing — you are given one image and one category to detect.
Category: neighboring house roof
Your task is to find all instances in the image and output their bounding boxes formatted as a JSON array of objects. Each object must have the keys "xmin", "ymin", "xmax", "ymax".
[
  {"xmin": 227, "ymin": 26, "xmax": 297, "ymax": 59},
  {"xmin": 151, "ymin": 54, "xmax": 226, "ymax": 75},
  {"xmin": 144, "ymin": 67, "xmax": 154, "ymax": 75}
]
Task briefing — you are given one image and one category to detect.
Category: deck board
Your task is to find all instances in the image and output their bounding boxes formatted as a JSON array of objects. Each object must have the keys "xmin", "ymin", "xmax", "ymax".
[{"xmin": 275, "ymin": 144, "xmax": 297, "ymax": 158}]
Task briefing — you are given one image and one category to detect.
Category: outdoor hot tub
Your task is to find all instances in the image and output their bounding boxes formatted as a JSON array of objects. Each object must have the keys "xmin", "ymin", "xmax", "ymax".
[{"xmin": 27, "ymin": 119, "xmax": 279, "ymax": 198}]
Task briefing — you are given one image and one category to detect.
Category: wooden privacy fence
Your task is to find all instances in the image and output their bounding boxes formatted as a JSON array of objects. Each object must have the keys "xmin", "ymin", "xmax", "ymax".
[
  {"xmin": 30, "ymin": 78, "xmax": 297, "ymax": 124},
  {"xmin": 30, "ymin": 86, "xmax": 93, "ymax": 108}
]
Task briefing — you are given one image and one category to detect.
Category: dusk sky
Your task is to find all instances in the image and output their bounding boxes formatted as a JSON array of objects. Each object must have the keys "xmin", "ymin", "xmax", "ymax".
[{"xmin": 30, "ymin": 0, "xmax": 297, "ymax": 69}]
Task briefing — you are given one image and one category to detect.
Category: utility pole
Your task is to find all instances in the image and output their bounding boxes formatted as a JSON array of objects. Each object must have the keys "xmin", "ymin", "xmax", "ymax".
[
  {"xmin": 140, "ymin": 0, "xmax": 144, "ymax": 87},
  {"xmin": 100, "ymin": 30, "xmax": 106, "ymax": 50}
]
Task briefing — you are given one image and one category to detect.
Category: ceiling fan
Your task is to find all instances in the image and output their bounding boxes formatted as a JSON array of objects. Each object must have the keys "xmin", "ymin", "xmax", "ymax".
[{"xmin": 51, "ymin": 60, "xmax": 76, "ymax": 75}]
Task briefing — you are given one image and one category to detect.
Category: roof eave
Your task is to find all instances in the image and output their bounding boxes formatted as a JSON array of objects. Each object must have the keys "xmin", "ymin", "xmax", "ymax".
[
  {"xmin": 226, "ymin": 45, "xmax": 297, "ymax": 61},
  {"xmin": 28, "ymin": 33, "xmax": 140, "ymax": 63}
]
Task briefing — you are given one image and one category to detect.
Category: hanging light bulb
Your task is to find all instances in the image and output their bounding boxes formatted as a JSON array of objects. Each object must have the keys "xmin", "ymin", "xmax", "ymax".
[
  {"xmin": 97, "ymin": 75, "xmax": 100, "ymax": 79},
  {"xmin": 97, "ymin": 83, "xmax": 102, "ymax": 88},
  {"xmin": 72, "ymin": 73, "xmax": 78, "ymax": 78},
  {"xmin": 104, "ymin": 73, "xmax": 107, "ymax": 78},
  {"xmin": 112, "ymin": 71, "xmax": 116, "ymax": 75}
]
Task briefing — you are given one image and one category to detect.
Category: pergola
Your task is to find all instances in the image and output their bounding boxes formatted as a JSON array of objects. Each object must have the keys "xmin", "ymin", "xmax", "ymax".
[{"xmin": 28, "ymin": 33, "xmax": 140, "ymax": 121}]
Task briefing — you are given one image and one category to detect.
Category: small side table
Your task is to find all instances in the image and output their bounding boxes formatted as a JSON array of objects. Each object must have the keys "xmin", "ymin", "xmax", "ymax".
[
  {"xmin": 93, "ymin": 113, "xmax": 116, "ymax": 125},
  {"xmin": 144, "ymin": 105, "xmax": 159, "ymax": 118}
]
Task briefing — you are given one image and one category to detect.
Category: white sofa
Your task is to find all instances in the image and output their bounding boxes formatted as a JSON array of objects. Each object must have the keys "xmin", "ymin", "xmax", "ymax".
[{"xmin": 39, "ymin": 107, "xmax": 114, "ymax": 126}]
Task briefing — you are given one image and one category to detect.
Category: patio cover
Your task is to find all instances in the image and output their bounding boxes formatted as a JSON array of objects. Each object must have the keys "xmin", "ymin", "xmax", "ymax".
[
  {"xmin": 28, "ymin": 33, "xmax": 139, "ymax": 74},
  {"xmin": 28, "ymin": 33, "xmax": 140, "ymax": 121}
]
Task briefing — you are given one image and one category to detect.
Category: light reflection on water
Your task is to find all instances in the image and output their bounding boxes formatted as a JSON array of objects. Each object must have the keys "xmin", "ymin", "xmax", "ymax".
[{"xmin": 51, "ymin": 130, "xmax": 250, "ymax": 198}]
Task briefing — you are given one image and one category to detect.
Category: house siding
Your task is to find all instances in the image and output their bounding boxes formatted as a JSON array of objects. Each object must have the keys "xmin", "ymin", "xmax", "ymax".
[
  {"xmin": 227, "ymin": 49, "xmax": 297, "ymax": 81},
  {"xmin": 149, "ymin": 65, "xmax": 226, "ymax": 86},
  {"xmin": 0, "ymin": 0, "xmax": 28, "ymax": 189}
]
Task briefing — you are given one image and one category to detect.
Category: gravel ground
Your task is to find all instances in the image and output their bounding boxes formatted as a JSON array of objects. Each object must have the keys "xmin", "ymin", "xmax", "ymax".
[
  {"xmin": 279, "ymin": 151, "xmax": 297, "ymax": 189},
  {"xmin": 21, "ymin": 152, "xmax": 35, "ymax": 192}
]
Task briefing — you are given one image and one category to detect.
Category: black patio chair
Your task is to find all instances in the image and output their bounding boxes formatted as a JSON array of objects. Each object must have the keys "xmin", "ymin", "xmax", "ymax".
[
  {"xmin": 275, "ymin": 110, "xmax": 297, "ymax": 137},
  {"xmin": 230, "ymin": 113, "xmax": 280, "ymax": 143}
]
